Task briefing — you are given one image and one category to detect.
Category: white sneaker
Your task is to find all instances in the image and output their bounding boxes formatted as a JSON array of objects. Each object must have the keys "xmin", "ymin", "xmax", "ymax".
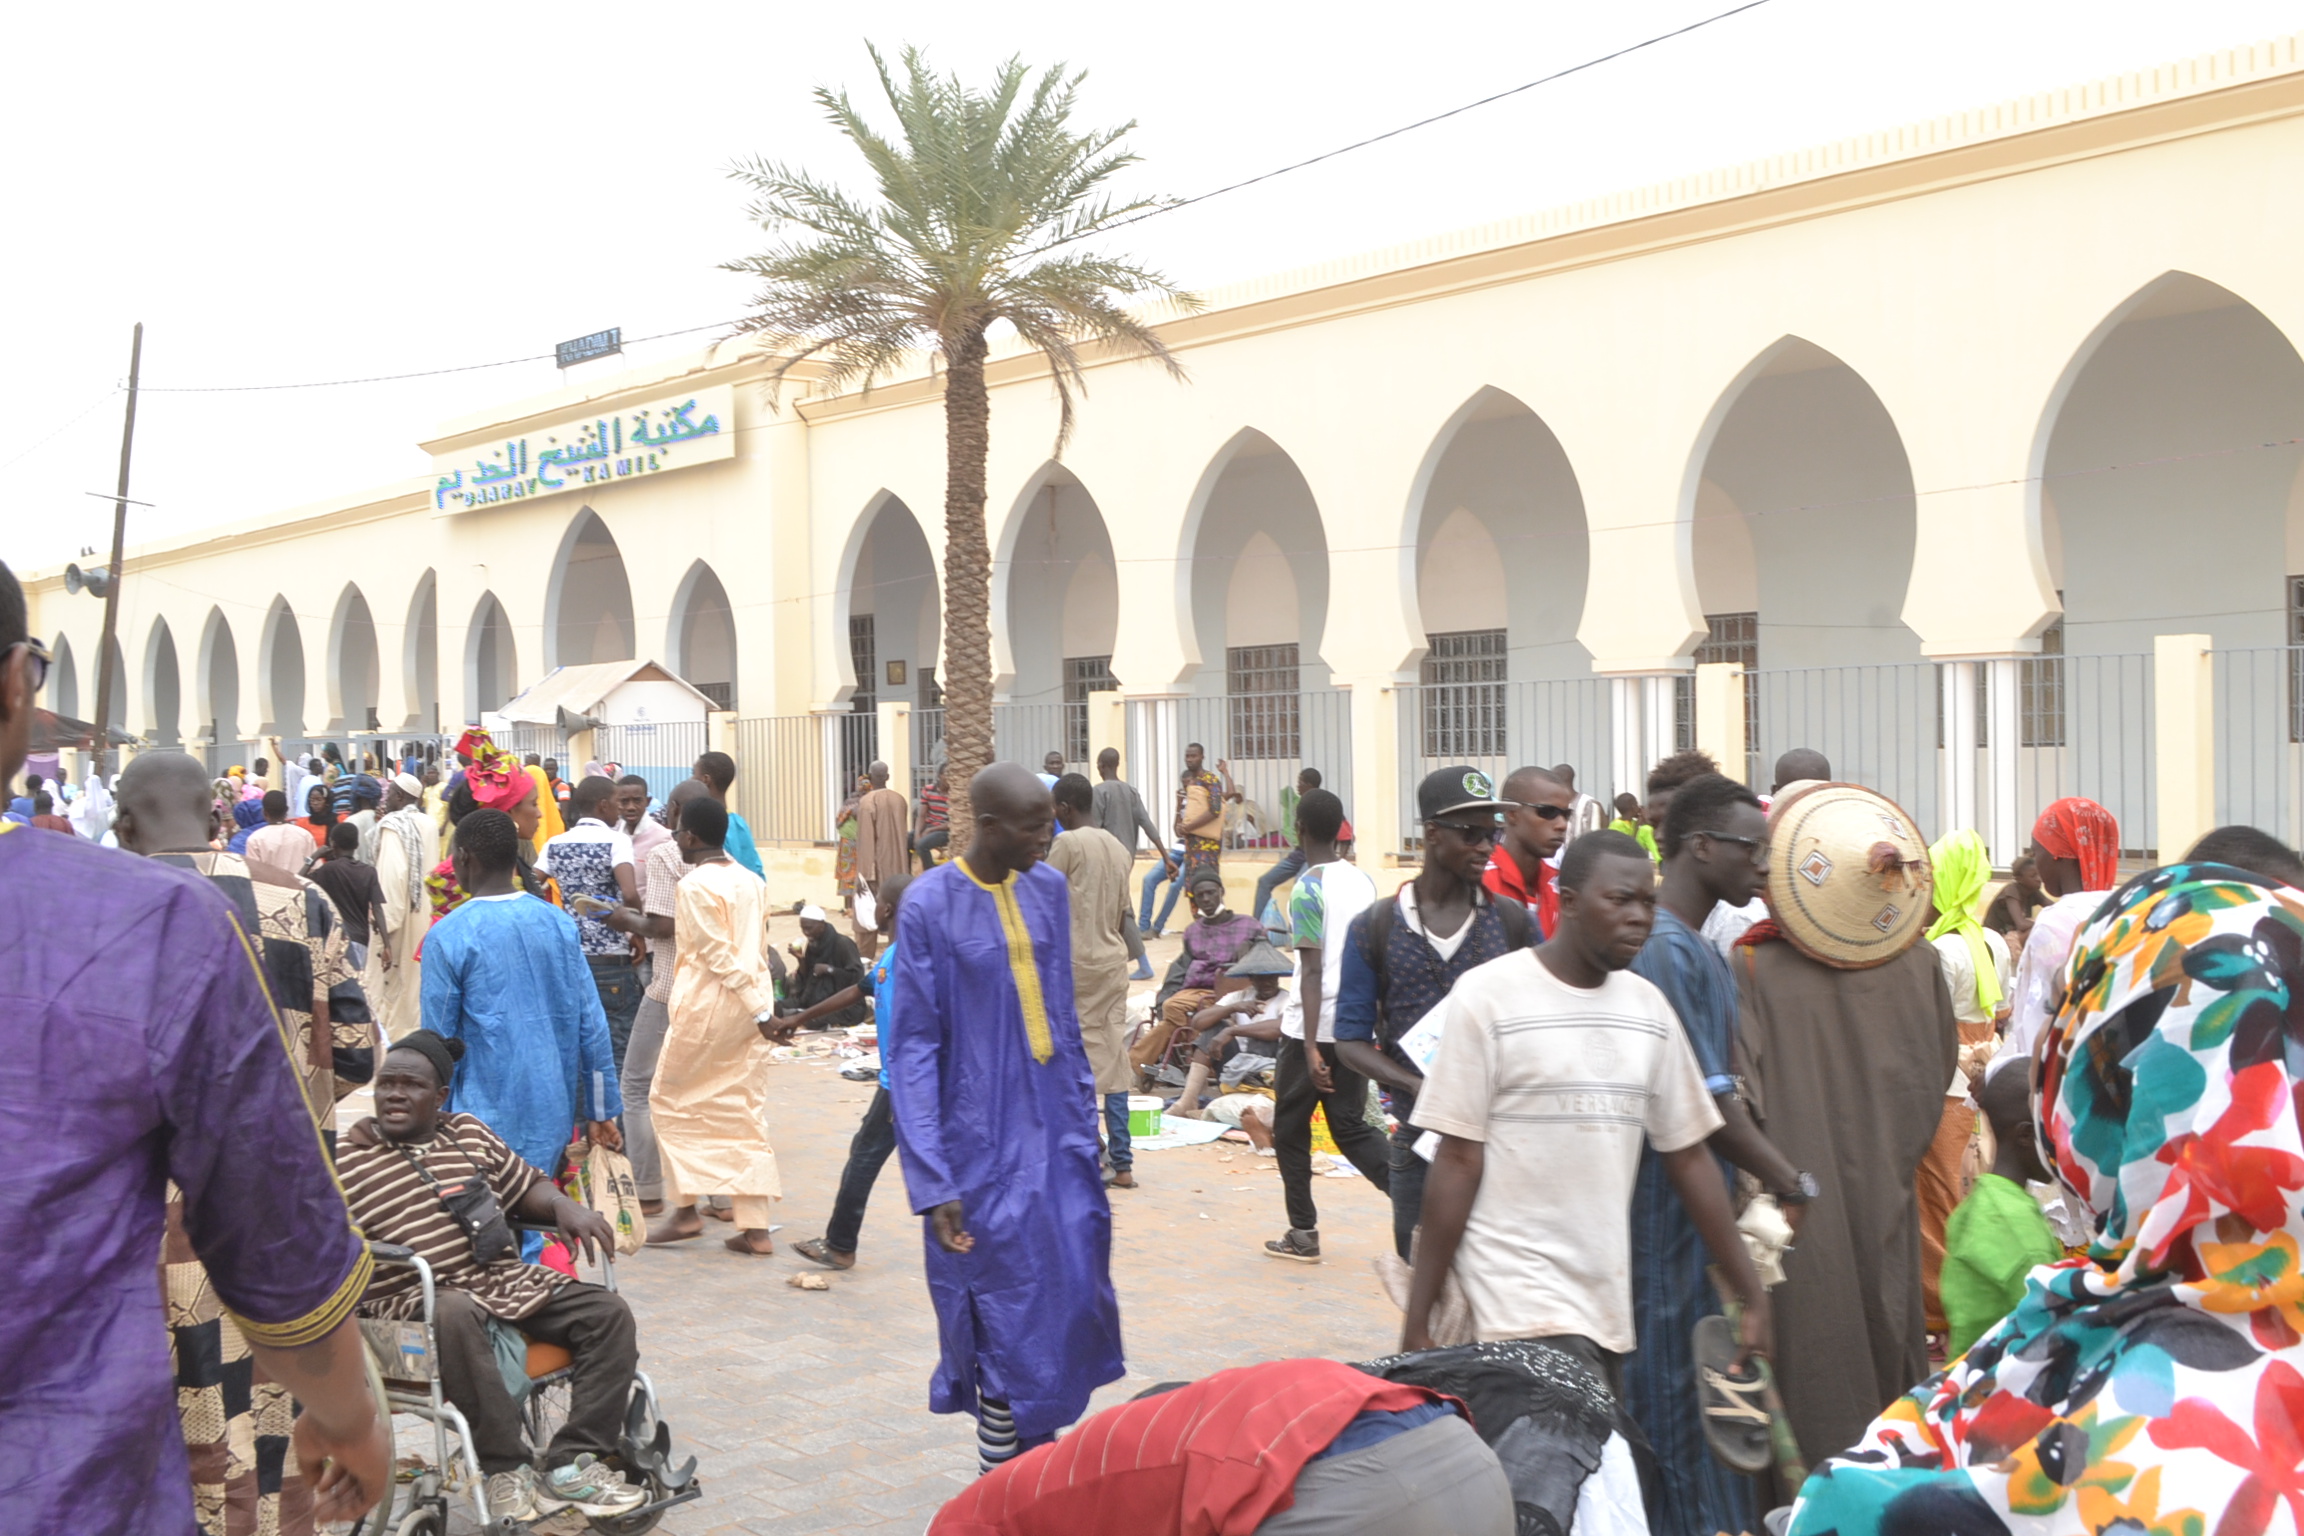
[
  {"xmin": 484, "ymin": 1466, "xmax": 539, "ymax": 1522},
  {"xmin": 536, "ymin": 1454, "xmax": 647, "ymax": 1516}
]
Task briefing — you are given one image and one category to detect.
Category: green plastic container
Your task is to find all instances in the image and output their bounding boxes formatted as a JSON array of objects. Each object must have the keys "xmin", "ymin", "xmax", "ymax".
[{"xmin": 1126, "ymin": 1094, "xmax": 1163, "ymax": 1138}]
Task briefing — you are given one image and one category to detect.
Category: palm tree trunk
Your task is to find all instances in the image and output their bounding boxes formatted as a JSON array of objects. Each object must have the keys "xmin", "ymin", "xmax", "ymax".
[{"xmin": 938, "ymin": 325, "xmax": 993, "ymax": 854}]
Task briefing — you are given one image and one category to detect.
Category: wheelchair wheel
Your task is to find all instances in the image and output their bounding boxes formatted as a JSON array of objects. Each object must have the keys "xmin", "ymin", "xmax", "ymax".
[{"xmin": 391, "ymin": 1506, "xmax": 445, "ymax": 1536}]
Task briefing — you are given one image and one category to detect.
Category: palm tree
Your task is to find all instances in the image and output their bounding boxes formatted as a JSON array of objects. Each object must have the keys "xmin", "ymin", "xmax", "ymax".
[{"xmin": 727, "ymin": 45, "xmax": 1197, "ymax": 848}]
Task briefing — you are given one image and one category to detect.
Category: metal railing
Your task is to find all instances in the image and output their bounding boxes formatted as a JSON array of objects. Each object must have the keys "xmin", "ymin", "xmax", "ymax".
[
  {"xmin": 2007, "ymin": 652, "xmax": 2156, "ymax": 858},
  {"xmin": 1749, "ymin": 663, "xmax": 1944, "ymax": 835},
  {"xmin": 727, "ymin": 712, "xmax": 880, "ymax": 845},
  {"xmin": 1394, "ymin": 678, "xmax": 1612, "ymax": 852},
  {"xmin": 1124, "ymin": 690, "xmax": 1354, "ymax": 852},
  {"xmin": 2215, "ymin": 646, "xmax": 2304, "ymax": 845}
]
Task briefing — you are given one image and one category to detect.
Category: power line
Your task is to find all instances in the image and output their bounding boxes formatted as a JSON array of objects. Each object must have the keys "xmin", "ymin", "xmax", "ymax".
[
  {"xmin": 0, "ymin": 386, "xmax": 122, "ymax": 473},
  {"xmin": 136, "ymin": 319, "xmax": 743, "ymax": 394}
]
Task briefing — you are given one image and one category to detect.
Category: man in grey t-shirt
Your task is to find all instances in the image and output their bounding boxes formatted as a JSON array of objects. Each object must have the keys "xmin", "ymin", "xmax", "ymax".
[{"xmin": 1092, "ymin": 749, "xmax": 1174, "ymax": 981}]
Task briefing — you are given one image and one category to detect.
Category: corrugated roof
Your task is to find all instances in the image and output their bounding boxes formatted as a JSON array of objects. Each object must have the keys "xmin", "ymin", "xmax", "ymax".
[{"xmin": 496, "ymin": 660, "xmax": 715, "ymax": 724}]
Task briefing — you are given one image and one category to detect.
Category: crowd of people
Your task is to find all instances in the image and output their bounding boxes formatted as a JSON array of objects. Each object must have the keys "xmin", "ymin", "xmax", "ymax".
[{"xmin": 17, "ymin": 541, "xmax": 2304, "ymax": 1536}]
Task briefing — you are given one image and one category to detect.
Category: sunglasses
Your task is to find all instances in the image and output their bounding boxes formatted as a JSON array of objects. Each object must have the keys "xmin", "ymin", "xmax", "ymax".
[
  {"xmin": 5, "ymin": 637, "xmax": 50, "ymax": 694},
  {"xmin": 1431, "ymin": 820, "xmax": 1498, "ymax": 844},
  {"xmin": 1695, "ymin": 832, "xmax": 1763, "ymax": 853},
  {"xmin": 1511, "ymin": 800, "xmax": 1573, "ymax": 821}
]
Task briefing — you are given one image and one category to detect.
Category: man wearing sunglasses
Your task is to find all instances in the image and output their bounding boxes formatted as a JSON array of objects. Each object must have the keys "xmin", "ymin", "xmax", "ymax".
[
  {"xmin": 1484, "ymin": 766, "xmax": 1574, "ymax": 938},
  {"xmin": 1333, "ymin": 767, "xmax": 1535, "ymax": 1261}
]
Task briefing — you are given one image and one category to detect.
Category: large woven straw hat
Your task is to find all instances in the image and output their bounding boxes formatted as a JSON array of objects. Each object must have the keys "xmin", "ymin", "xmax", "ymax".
[{"xmin": 1765, "ymin": 781, "xmax": 1934, "ymax": 969}]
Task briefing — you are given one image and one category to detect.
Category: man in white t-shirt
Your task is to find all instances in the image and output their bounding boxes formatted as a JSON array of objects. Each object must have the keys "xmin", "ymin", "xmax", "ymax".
[
  {"xmin": 1262, "ymin": 790, "xmax": 1386, "ymax": 1262},
  {"xmin": 1402, "ymin": 829, "xmax": 1772, "ymax": 1376}
]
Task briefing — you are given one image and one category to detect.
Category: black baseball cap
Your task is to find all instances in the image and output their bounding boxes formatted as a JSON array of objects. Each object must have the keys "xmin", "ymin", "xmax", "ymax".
[{"xmin": 1418, "ymin": 766, "xmax": 1509, "ymax": 823}]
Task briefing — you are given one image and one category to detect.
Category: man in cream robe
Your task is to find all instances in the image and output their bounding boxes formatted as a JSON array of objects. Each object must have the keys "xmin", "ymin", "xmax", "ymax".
[
  {"xmin": 1046, "ymin": 773, "xmax": 1146, "ymax": 1187},
  {"xmin": 644, "ymin": 798, "xmax": 782, "ymax": 1256},
  {"xmin": 372, "ymin": 772, "xmax": 439, "ymax": 1041}
]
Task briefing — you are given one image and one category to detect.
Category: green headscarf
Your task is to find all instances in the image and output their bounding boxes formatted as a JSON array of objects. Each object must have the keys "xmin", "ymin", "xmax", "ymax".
[{"xmin": 1923, "ymin": 828, "xmax": 2002, "ymax": 1015}]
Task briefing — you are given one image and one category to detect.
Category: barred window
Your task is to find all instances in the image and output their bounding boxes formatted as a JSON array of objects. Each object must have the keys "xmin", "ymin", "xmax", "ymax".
[
  {"xmin": 1062, "ymin": 655, "xmax": 1115, "ymax": 763},
  {"xmin": 2022, "ymin": 614, "xmax": 2065, "ymax": 749},
  {"xmin": 848, "ymin": 614, "xmax": 877, "ymax": 714},
  {"xmin": 1421, "ymin": 629, "xmax": 1507, "ymax": 758},
  {"xmin": 1674, "ymin": 613, "xmax": 1756, "ymax": 754},
  {"xmin": 1228, "ymin": 643, "xmax": 1300, "ymax": 759}
]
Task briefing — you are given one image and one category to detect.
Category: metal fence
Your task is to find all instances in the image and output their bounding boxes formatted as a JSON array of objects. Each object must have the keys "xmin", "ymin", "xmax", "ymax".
[
  {"xmin": 593, "ymin": 720, "xmax": 709, "ymax": 804},
  {"xmin": 2008, "ymin": 652, "xmax": 2156, "ymax": 858},
  {"xmin": 727, "ymin": 712, "xmax": 880, "ymax": 845},
  {"xmin": 1124, "ymin": 690, "xmax": 1354, "ymax": 851},
  {"xmin": 1394, "ymin": 678, "xmax": 1613, "ymax": 851},
  {"xmin": 1749, "ymin": 663, "xmax": 1945, "ymax": 836},
  {"xmin": 2215, "ymin": 646, "xmax": 2304, "ymax": 844}
]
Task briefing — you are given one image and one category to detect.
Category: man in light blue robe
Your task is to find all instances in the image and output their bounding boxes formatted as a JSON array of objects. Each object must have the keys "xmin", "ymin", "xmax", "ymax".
[
  {"xmin": 422, "ymin": 807, "xmax": 622, "ymax": 1188},
  {"xmin": 886, "ymin": 763, "xmax": 1124, "ymax": 1473}
]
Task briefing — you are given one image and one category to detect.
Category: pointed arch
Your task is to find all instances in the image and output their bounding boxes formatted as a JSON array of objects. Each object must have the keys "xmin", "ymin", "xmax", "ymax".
[
  {"xmin": 100, "ymin": 633, "xmax": 129, "ymax": 734},
  {"xmin": 993, "ymin": 462, "xmax": 1119, "ymax": 705},
  {"xmin": 328, "ymin": 583, "xmax": 380, "ymax": 732},
  {"xmin": 403, "ymin": 571, "xmax": 440, "ymax": 733},
  {"xmin": 142, "ymin": 616, "xmax": 182, "ymax": 747},
  {"xmin": 196, "ymin": 607, "xmax": 239, "ymax": 746},
  {"xmin": 834, "ymin": 490, "xmax": 939, "ymax": 706},
  {"xmin": 542, "ymin": 507, "xmax": 635, "ymax": 669},
  {"xmin": 666, "ymin": 560, "xmax": 737, "ymax": 710},
  {"xmin": 1177, "ymin": 428, "xmax": 1332, "ymax": 694},
  {"xmin": 46, "ymin": 632, "xmax": 79, "ymax": 721},
  {"xmin": 465, "ymin": 591, "xmax": 517, "ymax": 718},
  {"xmin": 259, "ymin": 596, "xmax": 306, "ymax": 737}
]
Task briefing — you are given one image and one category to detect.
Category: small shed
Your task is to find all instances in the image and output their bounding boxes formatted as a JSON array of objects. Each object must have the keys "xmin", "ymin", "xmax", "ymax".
[{"xmin": 495, "ymin": 661, "xmax": 717, "ymax": 799}]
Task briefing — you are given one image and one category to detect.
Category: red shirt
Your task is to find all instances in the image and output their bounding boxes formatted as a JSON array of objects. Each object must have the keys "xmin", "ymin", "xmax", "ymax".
[
  {"xmin": 1483, "ymin": 846, "xmax": 1557, "ymax": 938},
  {"xmin": 928, "ymin": 1359, "xmax": 1455, "ymax": 1536}
]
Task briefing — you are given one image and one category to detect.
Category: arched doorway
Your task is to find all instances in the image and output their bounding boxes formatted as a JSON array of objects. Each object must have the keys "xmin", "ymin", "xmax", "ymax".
[
  {"xmin": 404, "ymin": 572, "xmax": 440, "ymax": 733},
  {"xmin": 842, "ymin": 493, "xmax": 941, "ymax": 775},
  {"xmin": 101, "ymin": 634, "xmax": 129, "ymax": 735},
  {"xmin": 467, "ymin": 592, "xmax": 517, "ymax": 717},
  {"xmin": 197, "ymin": 608, "xmax": 239, "ymax": 753},
  {"xmin": 2041, "ymin": 272, "xmax": 2304, "ymax": 840},
  {"xmin": 1685, "ymin": 338, "xmax": 1925, "ymax": 813},
  {"xmin": 47, "ymin": 633, "xmax": 79, "ymax": 722},
  {"xmin": 998, "ymin": 464, "xmax": 1118, "ymax": 765},
  {"xmin": 1406, "ymin": 388, "xmax": 1597, "ymax": 786},
  {"xmin": 545, "ymin": 509, "xmax": 636, "ymax": 669},
  {"xmin": 261, "ymin": 598, "xmax": 306, "ymax": 738},
  {"xmin": 330, "ymin": 584, "xmax": 380, "ymax": 732},
  {"xmin": 144, "ymin": 618, "xmax": 182, "ymax": 748},
  {"xmin": 668, "ymin": 561, "xmax": 737, "ymax": 711}
]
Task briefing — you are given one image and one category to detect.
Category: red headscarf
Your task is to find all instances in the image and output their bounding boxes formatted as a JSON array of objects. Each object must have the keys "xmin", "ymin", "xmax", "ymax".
[
  {"xmin": 463, "ymin": 748, "xmax": 530, "ymax": 813},
  {"xmin": 2031, "ymin": 796, "xmax": 2118, "ymax": 891},
  {"xmin": 453, "ymin": 726, "xmax": 495, "ymax": 762}
]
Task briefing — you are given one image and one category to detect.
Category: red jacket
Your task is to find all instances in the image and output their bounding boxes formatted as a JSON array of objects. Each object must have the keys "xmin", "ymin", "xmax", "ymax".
[
  {"xmin": 1483, "ymin": 846, "xmax": 1557, "ymax": 939},
  {"xmin": 929, "ymin": 1359, "xmax": 1457, "ymax": 1536}
]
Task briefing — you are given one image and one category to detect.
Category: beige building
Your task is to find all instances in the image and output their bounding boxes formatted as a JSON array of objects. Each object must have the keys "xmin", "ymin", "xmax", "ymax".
[{"xmin": 27, "ymin": 31, "xmax": 2304, "ymax": 877}]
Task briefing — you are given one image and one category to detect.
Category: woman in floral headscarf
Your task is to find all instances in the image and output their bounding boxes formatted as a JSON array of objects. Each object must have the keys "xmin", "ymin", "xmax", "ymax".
[
  {"xmin": 1791, "ymin": 862, "xmax": 2304, "ymax": 1536},
  {"xmin": 425, "ymin": 749, "xmax": 557, "ymax": 926}
]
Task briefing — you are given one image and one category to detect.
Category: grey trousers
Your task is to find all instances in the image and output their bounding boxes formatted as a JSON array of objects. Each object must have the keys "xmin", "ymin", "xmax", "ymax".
[
  {"xmin": 1252, "ymin": 1414, "xmax": 1513, "ymax": 1536},
  {"xmin": 622, "ymin": 996, "xmax": 671, "ymax": 1201}
]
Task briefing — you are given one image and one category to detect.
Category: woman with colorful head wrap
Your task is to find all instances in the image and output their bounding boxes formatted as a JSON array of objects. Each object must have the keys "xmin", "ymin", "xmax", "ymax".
[
  {"xmin": 224, "ymin": 797, "xmax": 266, "ymax": 855},
  {"xmin": 1996, "ymin": 798, "xmax": 2122, "ymax": 1083},
  {"xmin": 1915, "ymin": 829, "xmax": 2017, "ymax": 1331},
  {"xmin": 1791, "ymin": 862, "xmax": 2304, "ymax": 1536},
  {"xmin": 425, "ymin": 748, "xmax": 556, "ymax": 926}
]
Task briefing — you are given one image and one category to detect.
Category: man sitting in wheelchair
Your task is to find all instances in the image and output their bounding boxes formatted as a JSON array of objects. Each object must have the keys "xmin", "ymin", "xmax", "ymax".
[{"xmin": 338, "ymin": 1029, "xmax": 648, "ymax": 1522}]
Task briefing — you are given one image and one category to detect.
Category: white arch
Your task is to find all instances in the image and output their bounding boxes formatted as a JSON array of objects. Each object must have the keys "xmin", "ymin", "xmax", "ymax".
[
  {"xmin": 541, "ymin": 507, "xmax": 636, "ymax": 670},
  {"xmin": 195, "ymin": 606, "xmax": 239, "ymax": 743},
  {"xmin": 327, "ymin": 582, "xmax": 379, "ymax": 731},
  {"xmin": 831, "ymin": 490, "xmax": 939, "ymax": 703},
  {"xmin": 464, "ymin": 590, "xmax": 516, "ymax": 719},
  {"xmin": 666, "ymin": 559, "xmax": 737, "ymax": 709},
  {"xmin": 141, "ymin": 616, "xmax": 181, "ymax": 746},
  {"xmin": 1171, "ymin": 428, "xmax": 1338, "ymax": 689},
  {"xmin": 991, "ymin": 461, "xmax": 1119, "ymax": 699},
  {"xmin": 402, "ymin": 571, "xmax": 439, "ymax": 733},
  {"xmin": 47, "ymin": 632, "xmax": 79, "ymax": 721},
  {"xmin": 258, "ymin": 596, "xmax": 304, "ymax": 736}
]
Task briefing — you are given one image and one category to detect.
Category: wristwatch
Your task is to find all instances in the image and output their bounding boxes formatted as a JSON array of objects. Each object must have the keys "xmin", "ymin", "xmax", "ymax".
[
  {"xmin": 753, "ymin": 1008, "xmax": 777, "ymax": 1028},
  {"xmin": 1777, "ymin": 1170, "xmax": 1820, "ymax": 1205}
]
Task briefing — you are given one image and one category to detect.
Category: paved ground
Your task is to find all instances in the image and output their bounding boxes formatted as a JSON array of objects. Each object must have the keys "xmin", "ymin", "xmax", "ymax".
[{"xmin": 384, "ymin": 914, "xmax": 1405, "ymax": 1535}]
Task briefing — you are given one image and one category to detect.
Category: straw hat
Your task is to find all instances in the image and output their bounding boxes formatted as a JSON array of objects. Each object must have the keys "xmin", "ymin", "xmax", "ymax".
[{"xmin": 1764, "ymin": 781, "xmax": 1934, "ymax": 969}]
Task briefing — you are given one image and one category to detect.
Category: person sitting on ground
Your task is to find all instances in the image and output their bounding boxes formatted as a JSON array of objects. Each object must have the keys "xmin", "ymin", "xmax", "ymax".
[
  {"xmin": 2183, "ymin": 823, "xmax": 2304, "ymax": 887},
  {"xmin": 337, "ymin": 1030, "xmax": 644, "ymax": 1523},
  {"xmin": 1129, "ymin": 872, "xmax": 1263, "ymax": 1078},
  {"xmin": 1170, "ymin": 940, "xmax": 1291, "ymax": 1116},
  {"xmin": 779, "ymin": 904, "xmax": 866, "ymax": 1028},
  {"xmin": 1939, "ymin": 1060, "xmax": 2061, "ymax": 1359},
  {"xmin": 1982, "ymin": 851, "xmax": 2049, "ymax": 952},
  {"xmin": 927, "ymin": 1358, "xmax": 1512, "ymax": 1536}
]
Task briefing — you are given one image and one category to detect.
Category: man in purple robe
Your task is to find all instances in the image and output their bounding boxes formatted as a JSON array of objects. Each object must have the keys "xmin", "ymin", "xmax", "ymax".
[
  {"xmin": 0, "ymin": 558, "xmax": 391, "ymax": 1534},
  {"xmin": 886, "ymin": 761, "xmax": 1125, "ymax": 1474}
]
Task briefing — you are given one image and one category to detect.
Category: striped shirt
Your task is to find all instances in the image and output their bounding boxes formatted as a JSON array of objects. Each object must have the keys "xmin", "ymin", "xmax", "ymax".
[{"xmin": 339, "ymin": 1114, "xmax": 565, "ymax": 1321}]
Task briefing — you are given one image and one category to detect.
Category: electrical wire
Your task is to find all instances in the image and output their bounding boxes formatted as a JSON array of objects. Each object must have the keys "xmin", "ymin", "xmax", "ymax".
[{"xmin": 136, "ymin": 319, "xmax": 742, "ymax": 394}]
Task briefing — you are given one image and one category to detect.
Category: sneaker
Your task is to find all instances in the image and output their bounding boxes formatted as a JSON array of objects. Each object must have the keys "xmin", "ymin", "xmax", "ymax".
[
  {"xmin": 484, "ymin": 1466, "xmax": 539, "ymax": 1522},
  {"xmin": 1128, "ymin": 958, "xmax": 1153, "ymax": 981},
  {"xmin": 536, "ymin": 1453, "xmax": 647, "ymax": 1517},
  {"xmin": 1264, "ymin": 1228, "xmax": 1321, "ymax": 1262}
]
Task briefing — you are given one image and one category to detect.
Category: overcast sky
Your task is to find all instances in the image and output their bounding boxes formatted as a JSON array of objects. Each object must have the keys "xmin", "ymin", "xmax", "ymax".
[{"xmin": 6, "ymin": 0, "xmax": 2299, "ymax": 573}]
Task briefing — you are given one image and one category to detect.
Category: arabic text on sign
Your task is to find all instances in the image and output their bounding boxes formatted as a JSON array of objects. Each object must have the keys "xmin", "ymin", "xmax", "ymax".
[{"xmin": 432, "ymin": 386, "xmax": 733, "ymax": 512}]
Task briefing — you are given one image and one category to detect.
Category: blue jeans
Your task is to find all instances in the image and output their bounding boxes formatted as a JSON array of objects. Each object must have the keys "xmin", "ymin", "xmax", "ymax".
[
  {"xmin": 1139, "ymin": 855, "xmax": 1186, "ymax": 935},
  {"xmin": 588, "ymin": 955, "xmax": 643, "ymax": 1077},
  {"xmin": 1254, "ymin": 846, "xmax": 1308, "ymax": 931},
  {"xmin": 825, "ymin": 1086, "xmax": 897, "ymax": 1255},
  {"xmin": 1103, "ymin": 1092, "xmax": 1134, "ymax": 1172}
]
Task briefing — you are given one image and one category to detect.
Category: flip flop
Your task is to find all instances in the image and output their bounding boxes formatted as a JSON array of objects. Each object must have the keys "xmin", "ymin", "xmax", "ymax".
[
  {"xmin": 793, "ymin": 1238, "xmax": 856, "ymax": 1270},
  {"xmin": 1693, "ymin": 1313, "xmax": 1774, "ymax": 1474}
]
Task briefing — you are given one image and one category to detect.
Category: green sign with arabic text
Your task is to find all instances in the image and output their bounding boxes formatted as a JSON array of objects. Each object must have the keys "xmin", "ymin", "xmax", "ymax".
[{"xmin": 431, "ymin": 383, "xmax": 735, "ymax": 512}]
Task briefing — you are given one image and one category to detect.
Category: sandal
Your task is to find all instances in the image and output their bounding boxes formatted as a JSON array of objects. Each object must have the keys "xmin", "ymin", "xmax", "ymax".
[
  {"xmin": 793, "ymin": 1238, "xmax": 856, "ymax": 1270},
  {"xmin": 1693, "ymin": 1313, "xmax": 1774, "ymax": 1474}
]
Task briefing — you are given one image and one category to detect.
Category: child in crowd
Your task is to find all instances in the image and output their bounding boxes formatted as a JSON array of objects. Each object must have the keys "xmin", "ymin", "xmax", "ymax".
[
  {"xmin": 1606, "ymin": 793, "xmax": 1659, "ymax": 862},
  {"xmin": 1984, "ymin": 853, "xmax": 2050, "ymax": 959},
  {"xmin": 1940, "ymin": 1060, "xmax": 2064, "ymax": 1356}
]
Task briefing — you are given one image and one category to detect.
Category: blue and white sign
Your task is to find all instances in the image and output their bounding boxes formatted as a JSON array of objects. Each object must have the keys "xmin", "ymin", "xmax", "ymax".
[{"xmin": 431, "ymin": 383, "xmax": 735, "ymax": 512}]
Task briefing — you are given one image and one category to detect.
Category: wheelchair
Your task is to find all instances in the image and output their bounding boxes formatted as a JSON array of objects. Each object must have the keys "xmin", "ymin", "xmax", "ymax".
[{"xmin": 352, "ymin": 1222, "xmax": 700, "ymax": 1535}]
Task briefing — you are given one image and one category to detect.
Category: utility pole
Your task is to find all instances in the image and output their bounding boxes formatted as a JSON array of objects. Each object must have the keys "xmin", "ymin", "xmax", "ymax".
[{"xmin": 89, "ymin": 322, "xmax": 142, "ymax": 781}]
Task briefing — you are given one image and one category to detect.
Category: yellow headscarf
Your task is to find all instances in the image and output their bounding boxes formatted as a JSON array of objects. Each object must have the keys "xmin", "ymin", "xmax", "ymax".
[
  {"xmin": 525, "ymin": 765, "xmax": 566, "ymax": 842},
  {"xmin": 1924, "ymin": 828, "xmax": 2002, "ymax": 1015}
]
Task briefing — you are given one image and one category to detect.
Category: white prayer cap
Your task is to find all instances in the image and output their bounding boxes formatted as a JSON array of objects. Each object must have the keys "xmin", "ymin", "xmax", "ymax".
[
  {"xmin": 391, "ymin": 772, "xmax": 424, "ymax": 799},
  {"xmin": 800, "ymin": 904, "xmax": 827, "ymax": 923}
]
